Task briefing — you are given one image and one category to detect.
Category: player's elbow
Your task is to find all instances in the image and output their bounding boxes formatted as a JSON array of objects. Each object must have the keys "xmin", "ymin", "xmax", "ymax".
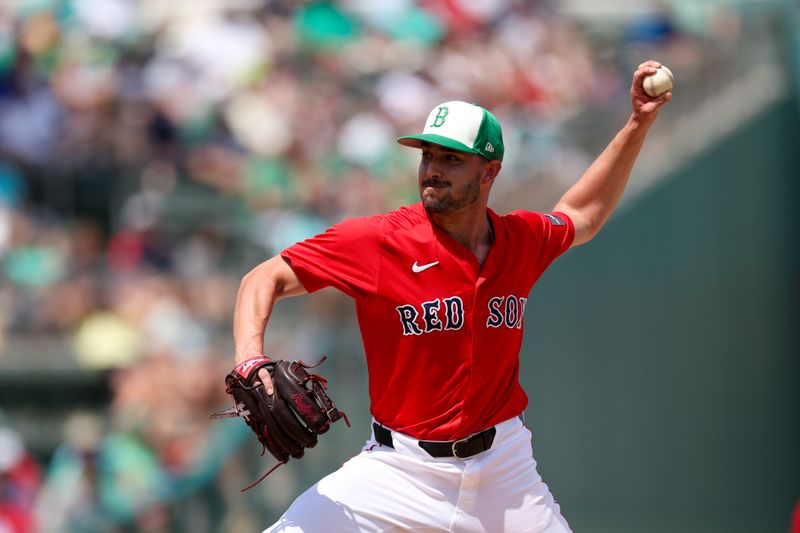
[
  {"xmin": 240, "ymin": 256, "xmax": 284, "ymax": 299},
  {"xmin": 555, "ymin": 204, "xmax": 601, "ymax": 247},
  {"xmin": 571, "ymin": 218, "xmax": 603, "ymax": 247},
  {"xmin": 241, "ymin": 254, "xmax": 306, "ymax": 300},
  {"xmin": 572, "ymin": 224, "xmax": 598, "ymax": 246}
]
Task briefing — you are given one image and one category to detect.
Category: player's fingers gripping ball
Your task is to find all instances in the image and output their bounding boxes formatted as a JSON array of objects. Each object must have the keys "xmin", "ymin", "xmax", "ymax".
[
  {"xmin": 210, "ymin": 355, "xmax": 350, "ymax": 491},
  {"xmin": 642, "ymin": 64, "xmax": 674, "ymax": 97}
]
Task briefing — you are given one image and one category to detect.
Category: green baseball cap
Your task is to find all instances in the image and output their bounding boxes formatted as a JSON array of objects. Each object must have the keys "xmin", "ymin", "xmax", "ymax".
[{"xmin": 397, "ymin": 101, "xmax": 505, "ymax": 162}]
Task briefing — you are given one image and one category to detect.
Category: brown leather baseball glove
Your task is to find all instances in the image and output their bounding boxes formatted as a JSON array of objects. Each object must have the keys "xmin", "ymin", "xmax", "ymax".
[{"xmin": 210, "ymin": 355, "xmax": 349, "ymax": 491}]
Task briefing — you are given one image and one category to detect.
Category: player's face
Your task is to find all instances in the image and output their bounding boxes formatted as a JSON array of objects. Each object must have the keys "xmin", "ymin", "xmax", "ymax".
[{"xmin": 418, "ymin": 144, "xmax": 488, "ymax": 214}]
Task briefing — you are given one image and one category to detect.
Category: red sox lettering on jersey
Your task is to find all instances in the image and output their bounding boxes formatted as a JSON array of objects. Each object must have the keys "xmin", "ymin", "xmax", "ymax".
[
  {"xmin": 396, "ymin": 295, "xmax": 527, "ymax": 335},
  {"xmin": 282, "ymin": 203, "xmax": 573, "ymax": 441}
]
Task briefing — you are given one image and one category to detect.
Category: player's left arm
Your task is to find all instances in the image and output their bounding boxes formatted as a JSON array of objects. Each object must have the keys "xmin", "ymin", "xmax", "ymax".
[{"xmin": 553, "ymin": 60, "xmax": 672, "ymax": 247}]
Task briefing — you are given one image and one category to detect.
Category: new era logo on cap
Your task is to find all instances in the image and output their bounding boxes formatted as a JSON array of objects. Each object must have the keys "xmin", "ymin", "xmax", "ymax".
[{"xmin": 397, "ymin": 101, "xmax": 505, "ymax": 162}]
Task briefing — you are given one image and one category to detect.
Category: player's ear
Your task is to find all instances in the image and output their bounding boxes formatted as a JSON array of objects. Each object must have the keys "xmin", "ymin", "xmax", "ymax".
[{"xmin": 481, "ymin": 160, "xmax": 501, "ymax": 183}]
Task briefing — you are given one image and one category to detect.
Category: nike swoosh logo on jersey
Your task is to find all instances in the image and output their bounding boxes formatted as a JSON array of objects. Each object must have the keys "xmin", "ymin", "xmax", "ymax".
[{"xmin": 412, "ymin": 261, "xmax": 439, "ymax": 273}]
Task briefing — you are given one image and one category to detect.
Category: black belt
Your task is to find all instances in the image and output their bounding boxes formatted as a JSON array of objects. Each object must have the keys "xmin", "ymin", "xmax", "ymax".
[{"xmin": 372, "ymin": 422, "xmax": 497, "ymax": 459}]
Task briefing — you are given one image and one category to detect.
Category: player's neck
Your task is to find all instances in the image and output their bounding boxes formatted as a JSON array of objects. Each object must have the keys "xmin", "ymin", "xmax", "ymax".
[{"xmin": 429, "ymin": 206, "xmax": 494, "ymax": 264}]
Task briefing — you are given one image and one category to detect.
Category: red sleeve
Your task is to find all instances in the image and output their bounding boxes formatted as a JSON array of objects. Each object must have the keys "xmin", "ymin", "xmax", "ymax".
[
  {"xmin": 507, "ymin": 210, "xmax": 574, "ymax": 276},
  {"xmin": 280, "ymin": 215, "xmax": 383, "ymax": 298}
]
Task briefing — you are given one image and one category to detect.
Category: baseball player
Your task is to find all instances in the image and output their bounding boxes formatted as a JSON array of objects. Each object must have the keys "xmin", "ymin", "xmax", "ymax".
[{"xmin": 232, "ymin": 61, "xmax": 671, "ymax": 532}]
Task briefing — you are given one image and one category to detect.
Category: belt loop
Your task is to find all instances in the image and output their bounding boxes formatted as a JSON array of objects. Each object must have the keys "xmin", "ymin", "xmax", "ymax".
[{"xmin": 372, "ymin": 422, "xmax": 394, "ymax": 449}]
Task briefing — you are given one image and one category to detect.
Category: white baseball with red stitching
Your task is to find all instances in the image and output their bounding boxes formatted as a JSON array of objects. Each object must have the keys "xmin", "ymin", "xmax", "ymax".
[{"xmin": 643, "ymin": 65, "xmax": 674, "ymax": 97}]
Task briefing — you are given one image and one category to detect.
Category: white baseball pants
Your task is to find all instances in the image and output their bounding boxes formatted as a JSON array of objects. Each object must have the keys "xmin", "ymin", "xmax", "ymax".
[{"xmin": 263, "ymin": 416, "xmax": 572, "ymax": 533}]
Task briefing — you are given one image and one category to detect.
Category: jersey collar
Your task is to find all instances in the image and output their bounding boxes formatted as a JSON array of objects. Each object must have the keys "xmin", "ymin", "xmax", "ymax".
[{"xmin": 420, "ymin": 204, "xmax": 503, "ymax": 278}]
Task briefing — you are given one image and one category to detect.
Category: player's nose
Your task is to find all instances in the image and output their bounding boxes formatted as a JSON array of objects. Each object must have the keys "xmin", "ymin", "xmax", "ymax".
[{"xmin": 423, "ymin": 160, "xmax": 443, "ymax": 180}]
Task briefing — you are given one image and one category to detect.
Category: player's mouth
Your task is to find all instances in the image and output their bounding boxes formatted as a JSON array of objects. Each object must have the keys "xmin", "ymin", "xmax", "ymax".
[{"xmin": 421, "ymin": 179, "xmax": 450, "ymax": 189}]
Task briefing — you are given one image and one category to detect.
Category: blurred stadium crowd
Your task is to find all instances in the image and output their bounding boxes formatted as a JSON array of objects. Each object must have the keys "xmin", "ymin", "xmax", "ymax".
[{"xmin": 0, "ymin": 0, "xmax": 751, "ymax": 531}]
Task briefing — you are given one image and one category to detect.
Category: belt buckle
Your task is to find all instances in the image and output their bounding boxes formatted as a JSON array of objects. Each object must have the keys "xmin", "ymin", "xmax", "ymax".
[{"xmin": 451, "ymin": 433, "xmax": 476, "ymax": 458}]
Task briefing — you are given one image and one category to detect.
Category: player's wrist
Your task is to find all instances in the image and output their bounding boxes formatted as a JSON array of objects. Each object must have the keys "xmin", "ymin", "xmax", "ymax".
[
  {"xmin": 626, "ymin": 112, "xmax": 657, "ymax": 132},
  {"xmin": 235, "ymin": 351, "xmax": 267, "ymax": 365}
]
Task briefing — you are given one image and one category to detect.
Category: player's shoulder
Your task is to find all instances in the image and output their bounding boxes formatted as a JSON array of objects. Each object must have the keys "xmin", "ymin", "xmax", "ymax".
[
  {"xmin": 332, "ymin": 203, "xmax": 426, "ymax": 239},
  {"xmin": 501, "ymin": 209, "xmax": 571, "ymax": 228},
  {"xmin": 497, "ymin": 210, "xmax": 573, "ymax": 241},
  {"xmin": 381, "ymin": 203, "xmax": 428, "ymax": 232}
]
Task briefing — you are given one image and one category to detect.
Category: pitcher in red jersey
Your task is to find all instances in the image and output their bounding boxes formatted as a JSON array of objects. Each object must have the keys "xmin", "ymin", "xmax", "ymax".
[{"xmin": 232, "ymin": 61, "xmax": 672, "ymax": 533}]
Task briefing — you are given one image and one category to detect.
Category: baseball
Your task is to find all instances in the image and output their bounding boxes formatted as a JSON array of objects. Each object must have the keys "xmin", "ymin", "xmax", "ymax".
[{"xmin": 642, "ymin": 65, "xmax": 674, "ymax": 97}]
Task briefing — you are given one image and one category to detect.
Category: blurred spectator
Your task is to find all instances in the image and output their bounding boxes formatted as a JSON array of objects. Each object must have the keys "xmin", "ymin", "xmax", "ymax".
[
  {"xmin": 34, "ymin": 412, "xmax": 169, "ymax": 533},
  {"xmin": 0, "ymin": 425, "xmax": 41, "ymax": 533},
  {"xmin": 625, "ymin": 2, "xmax": 679, "ymax": 47}
]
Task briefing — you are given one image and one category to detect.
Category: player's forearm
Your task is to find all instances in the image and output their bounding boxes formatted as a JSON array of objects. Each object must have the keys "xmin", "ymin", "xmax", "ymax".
[
  {"xmin": 233, "ymin": 270, "xmax": 277, "ymax": 364},
  {"xmin": 554, "ymin": 113, "xmax": 654, "ymax": 245},
  {"xmin": 233, "ymin": 255, "xmax": 305, "ymax": 364}
]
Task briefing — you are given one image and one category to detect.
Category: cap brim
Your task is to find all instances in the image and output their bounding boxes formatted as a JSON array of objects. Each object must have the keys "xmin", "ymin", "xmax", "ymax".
[{"xmin": 397, "ymin": 134, "xmax": 479, "ymax": 155}]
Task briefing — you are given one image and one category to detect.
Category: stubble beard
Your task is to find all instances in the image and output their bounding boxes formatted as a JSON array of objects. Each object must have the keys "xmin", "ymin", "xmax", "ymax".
[{"xmin": 421, "ymin": 172, "xmax": 482, "ymax": 214}]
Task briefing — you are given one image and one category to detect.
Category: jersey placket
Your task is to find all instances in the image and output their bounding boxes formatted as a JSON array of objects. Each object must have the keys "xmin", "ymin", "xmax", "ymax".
[{"xmin": 431, "ymin": 213, "xmax": 504, "ymax": 435}]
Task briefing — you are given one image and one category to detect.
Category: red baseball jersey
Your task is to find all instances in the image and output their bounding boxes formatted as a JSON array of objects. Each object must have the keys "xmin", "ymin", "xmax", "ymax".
[{"xmin": 281, "ymin": 202, "xmax": 573, "ymax": 441}]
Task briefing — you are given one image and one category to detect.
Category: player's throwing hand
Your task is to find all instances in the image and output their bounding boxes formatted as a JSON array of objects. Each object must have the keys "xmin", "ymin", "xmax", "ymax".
[{"xmin": 632, "ymin": 60, "xmax": 673, "ymax": 120}]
